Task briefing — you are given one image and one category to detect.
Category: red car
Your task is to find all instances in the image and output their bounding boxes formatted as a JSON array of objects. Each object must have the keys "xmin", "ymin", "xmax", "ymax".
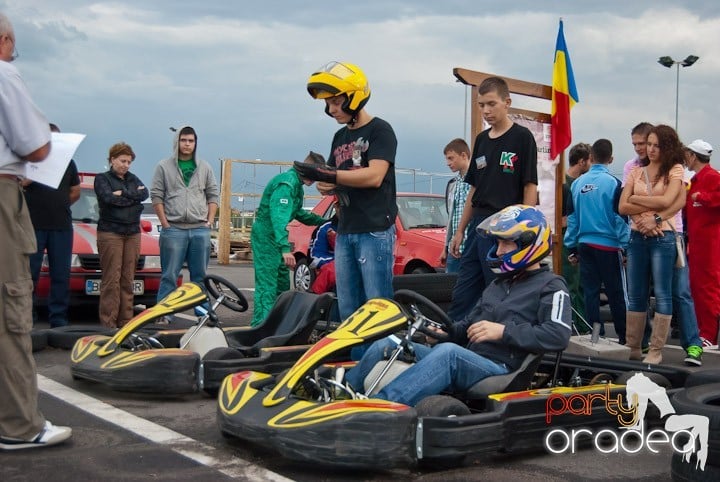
[
  {"xmin": 287, "ymin": 192, "xmax": 447, "ymax": 291},
  {"xmin": 35, "ymin": 175, "xmax": 180, "ymax": 308}
]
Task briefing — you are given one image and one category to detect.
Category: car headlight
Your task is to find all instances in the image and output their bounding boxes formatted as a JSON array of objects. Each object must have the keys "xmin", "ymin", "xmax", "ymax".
[
  {"xmin": 70, "ymin": 254, "xmax": 81, "ymax": 268},
  {"xmin": 143, "ymin": 255, "xmax": 162, "ymax": 269}
]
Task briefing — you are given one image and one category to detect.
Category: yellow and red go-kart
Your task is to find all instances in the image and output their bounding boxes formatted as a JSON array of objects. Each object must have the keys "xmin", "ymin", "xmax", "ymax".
[
  {"xmin": 217, "ymin": 290, "xmax": 692, "ymax": 470},
  {"xmin": 70, "ymin": 275, "xmax": 334, "ymax": 394}
]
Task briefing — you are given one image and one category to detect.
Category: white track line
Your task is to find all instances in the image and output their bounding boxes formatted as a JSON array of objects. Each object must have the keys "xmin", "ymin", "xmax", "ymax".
[{"xmin": 37, "ymin": 375, "xmax": 293, "ymax": 482}]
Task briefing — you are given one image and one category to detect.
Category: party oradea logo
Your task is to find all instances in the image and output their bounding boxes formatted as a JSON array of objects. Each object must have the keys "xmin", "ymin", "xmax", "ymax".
[{"xmin": 544, "ymin": 372, "xmax": 709, "ymax": 471}]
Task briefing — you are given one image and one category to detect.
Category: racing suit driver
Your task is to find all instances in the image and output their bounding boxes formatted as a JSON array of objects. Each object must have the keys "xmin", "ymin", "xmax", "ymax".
[{"xmin": 250, "ymin": 152, "xmax": 327, "ymax": 326}]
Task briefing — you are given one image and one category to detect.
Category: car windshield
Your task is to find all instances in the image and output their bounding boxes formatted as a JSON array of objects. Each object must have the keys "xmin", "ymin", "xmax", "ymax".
[
  {"xmin": 71, "ymin": 187, "xmax": 99, "ymax": 223},
  {"xmin": 397, "ymin": 195, "xmax": 447, "ymax": 229}
]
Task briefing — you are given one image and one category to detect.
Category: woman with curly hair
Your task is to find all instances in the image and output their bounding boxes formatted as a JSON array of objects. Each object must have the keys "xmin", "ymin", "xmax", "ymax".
[{"xmin": 619, "ymin": 124, "xmax": 685, "ymax": 364}]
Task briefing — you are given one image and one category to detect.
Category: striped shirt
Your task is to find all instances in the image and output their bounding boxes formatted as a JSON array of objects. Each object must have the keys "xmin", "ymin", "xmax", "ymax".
[{"xmin": 445, "ymin": 174, "xmax": 471, "ymax": 253}]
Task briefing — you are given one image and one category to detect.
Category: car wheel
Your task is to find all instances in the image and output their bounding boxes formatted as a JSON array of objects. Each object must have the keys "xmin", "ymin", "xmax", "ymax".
[
  {"xmin": 293, "ymin": 257, "xmax": 315, "ymax": 292},
  {"xmin": 409, "ymin": 265, "xmax": 431, "ymax": 274}
]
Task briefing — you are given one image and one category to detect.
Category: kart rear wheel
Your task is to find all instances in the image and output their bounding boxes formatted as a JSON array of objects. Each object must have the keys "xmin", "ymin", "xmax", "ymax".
[
  {"xmin": 614, "ymin": 371, "xmax": 671, "ymax": 389},
  {"xmin": 415, "ymin": 395, "xmax": 469, "ymax": 470},
  {"xmin": 204, "ymin": 274, "xmax": 248, "ymax": 312}
]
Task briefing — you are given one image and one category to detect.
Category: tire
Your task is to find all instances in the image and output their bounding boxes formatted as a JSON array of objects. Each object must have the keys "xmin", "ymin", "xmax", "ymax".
[
  {"xmin": 670, "ymin": 384, "xmax": 720, "ymax": 465},
  {"xmin": 31, "ymin": 329, "xmax": 48, "ymax": 353},
  {"xmin": 671, "ymin": 452, "xmax": 720, "ymax": 481},
  {"xmin": 47, "ymin": 325, "xmax": 116, "ymax": 350},
  {"xmin": 415, "ymin": 395, "xmax": 469, "ymax": 470},
  {"xmin": 685, "ymin": 370, "xmax": 720, "ymax": 389},
  {"xmin": 293, "ymin": 257, "xmax": 315, "ymax": 292},
  {"xmin": 201, "ymin": 347, "xmax": 244, "ymax": 396},
  {"xmin": 408, "ymin": 265, "xmax": 431, "ymax": 275},
  {"xmin": 202, "ymin": 347, "xmax": 243, "ymax": 361},
  {"xmin": 392, "ymin": 273, "xmax": 457, "ymax": 304},
  {"xmin": 614, "ymin": 371, "xmax": 672, "ymax": 389}
]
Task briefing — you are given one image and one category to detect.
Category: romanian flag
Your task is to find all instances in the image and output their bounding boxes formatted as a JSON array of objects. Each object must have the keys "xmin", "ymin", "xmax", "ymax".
[{"xmin": 550, "ymin": 19, "xmax": 579, "ymax": 160}]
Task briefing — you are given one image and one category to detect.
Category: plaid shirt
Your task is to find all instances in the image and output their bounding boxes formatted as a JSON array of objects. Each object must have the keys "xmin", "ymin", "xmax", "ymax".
[{"xmin": 445, "ymin": 173, "xmax": 471, "ymax": 254}]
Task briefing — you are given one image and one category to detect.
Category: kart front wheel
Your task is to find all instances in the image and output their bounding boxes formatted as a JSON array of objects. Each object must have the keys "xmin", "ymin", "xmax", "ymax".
[{"xmin": 415, "ymin": 395, "xmax": 469, "ymax": 470}]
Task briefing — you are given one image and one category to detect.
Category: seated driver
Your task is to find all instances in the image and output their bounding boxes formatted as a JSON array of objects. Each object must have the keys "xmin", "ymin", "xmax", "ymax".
[{"xmin": 344, "ymin": 204, "xmax": 572, "ymax": 406}]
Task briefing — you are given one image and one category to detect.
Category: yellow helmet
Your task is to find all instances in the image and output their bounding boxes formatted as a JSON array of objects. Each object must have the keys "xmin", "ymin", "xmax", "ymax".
[{"xmin": 307, "ymin": 61, "xmax": 371, "ymax": 117}]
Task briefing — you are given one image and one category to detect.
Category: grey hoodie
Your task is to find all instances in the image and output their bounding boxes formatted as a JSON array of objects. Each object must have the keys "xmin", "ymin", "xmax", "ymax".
[{"xmin": 150, "ymin": 125, "xmax": 219, "ymax": 228}]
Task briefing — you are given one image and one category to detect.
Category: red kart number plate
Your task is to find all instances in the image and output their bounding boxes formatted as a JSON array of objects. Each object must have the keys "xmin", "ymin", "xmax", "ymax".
[{"xmin": 85, "ymin": 279, "xmax": 144, "ymax": 295}]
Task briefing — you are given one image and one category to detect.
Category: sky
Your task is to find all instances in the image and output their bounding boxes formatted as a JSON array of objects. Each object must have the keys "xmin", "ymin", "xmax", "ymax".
[{"xmin": 4, "ymin": 0, "xmax": 720, "ymax": 208}]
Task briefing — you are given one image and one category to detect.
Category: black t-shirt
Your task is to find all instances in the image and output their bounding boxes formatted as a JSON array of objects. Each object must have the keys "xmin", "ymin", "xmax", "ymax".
[
  {"xmin": 24, "ymin": 160, "xmax": 80, "ymax": 230},
  {"xmin": 465, "ymin": 123, "xmax": 538, "ymax": 218},
  {"xmin": 329, "ymin": 117, "xmax": 398, "ymax": 234}
]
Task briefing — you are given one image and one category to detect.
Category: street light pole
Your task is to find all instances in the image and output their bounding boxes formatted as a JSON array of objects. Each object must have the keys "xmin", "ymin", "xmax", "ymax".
[{"xmin": 657, "ymin": 55, "xmax": 699, "ymax": 132}]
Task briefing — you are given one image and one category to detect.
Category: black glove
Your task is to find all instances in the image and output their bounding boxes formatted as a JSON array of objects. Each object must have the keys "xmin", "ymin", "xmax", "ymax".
[{"xmin": 293, "ymin": 161, "xmax": 337, "ymax": 184}]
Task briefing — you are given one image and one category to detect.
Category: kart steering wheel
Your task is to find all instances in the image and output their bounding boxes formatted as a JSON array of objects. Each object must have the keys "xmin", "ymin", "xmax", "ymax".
[
  {"xmin": 393, "ymin": 289, "xmax": 453, "ymax": 343},
  {"xmin": 203, "ymin": 274, "xmax": 249, "ymax": 312}
]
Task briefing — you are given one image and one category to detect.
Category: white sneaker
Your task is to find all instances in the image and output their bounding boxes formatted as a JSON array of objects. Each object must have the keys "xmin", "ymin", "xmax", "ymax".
[
  {"xmin": 701, "ymin": 337, "xmax": 719, "ymax": 350},
  {"xmin": 0, "ymin": 421, "xmax": 72, "ymax": 450}
]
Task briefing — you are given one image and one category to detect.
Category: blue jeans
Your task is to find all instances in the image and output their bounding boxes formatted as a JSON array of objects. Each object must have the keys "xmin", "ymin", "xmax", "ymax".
[
  {"xmin": 673, "ymin": 263, "xmax": 702, "ymax": 349},
  {"xmin": 447, "ymin": 216, "xmax": 496, "ymax": 322},
  {"xmin": 626, "ymin": 231, "xmax": 675, "ymax": 315},
  {"xmin": 335, "ymin": 225, "xmax": 395, "ymax": 321},
  {"xmin": 157, "ymin": 226, "xmax": 211, "ymax": 303},
  {"xmin": 445, "ymin": 252, "xmax": 462, "ymax": 274},
  {"xmin": 29, "ymin": 229, "xmax": 73, "ymax": 327},
  {"xmin": 578, "ymin": 244, "xmax": 627, "ymax": 343},
  {"xmin": 345, "ymin": 337, "xmax": 509, "ymax": 406}
]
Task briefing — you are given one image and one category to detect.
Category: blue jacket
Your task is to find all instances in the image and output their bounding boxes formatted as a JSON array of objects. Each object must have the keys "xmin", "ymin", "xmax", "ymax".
[{"xmin": 564, "ymin": 164, "xmax": 630, "ymax": 250}]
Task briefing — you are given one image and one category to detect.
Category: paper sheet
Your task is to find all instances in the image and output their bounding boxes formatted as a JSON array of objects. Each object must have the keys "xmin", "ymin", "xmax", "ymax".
[{"xmin": 25, "ymin": 132, "xmax": 85, "ymax": 188}]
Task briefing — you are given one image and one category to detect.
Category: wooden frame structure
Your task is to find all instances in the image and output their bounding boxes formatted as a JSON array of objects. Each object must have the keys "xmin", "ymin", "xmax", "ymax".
[{"xmin": 453, "ymin": 67, "xmax": 565, "ymax": 274}]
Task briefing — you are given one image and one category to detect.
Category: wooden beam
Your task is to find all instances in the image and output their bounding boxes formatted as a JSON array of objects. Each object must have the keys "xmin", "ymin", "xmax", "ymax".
[
  {"xmin": 453, "ymin": 67, "xmax": 552, "ymax": 100},
  {"xmin": 217, "ymin": 158, "xmax": 233, "ymax": 265}
]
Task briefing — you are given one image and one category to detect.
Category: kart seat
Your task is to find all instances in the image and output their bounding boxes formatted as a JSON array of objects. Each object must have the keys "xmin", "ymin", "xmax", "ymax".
[
  {"xmin": 464, "ymin": 352, "xmax": 543, "ymax": 399},
  {"xmin": 227, "ymin": 291, "xmax": 334, "ymax": 354}
]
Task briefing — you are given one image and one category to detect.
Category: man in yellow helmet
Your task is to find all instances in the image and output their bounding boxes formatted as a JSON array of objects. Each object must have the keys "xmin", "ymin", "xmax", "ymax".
[{"xmin": 295, "ymin": 61, "xmax": 397, "ymax": 359}]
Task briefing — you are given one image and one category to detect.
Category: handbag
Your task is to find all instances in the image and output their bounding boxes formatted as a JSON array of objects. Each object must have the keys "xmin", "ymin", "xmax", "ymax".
[
  {"xmin": 642, "ymin": 167, "xmax": 686, "ymax": 267},
  {"xmin": 671, "ymin": 226, "xmax": 687, "ymax": 268}
]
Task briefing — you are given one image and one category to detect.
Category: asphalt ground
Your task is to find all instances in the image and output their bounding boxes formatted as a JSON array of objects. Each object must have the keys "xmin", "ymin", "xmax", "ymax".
[{"xmin": 3, "ymin": 260, "xmax": 719, "ymax": 481}]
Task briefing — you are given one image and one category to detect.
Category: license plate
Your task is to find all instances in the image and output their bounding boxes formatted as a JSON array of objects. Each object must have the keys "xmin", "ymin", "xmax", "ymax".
[{"xmin": 85, "ymin": 279, "xmax": 144, "ymax": 295}]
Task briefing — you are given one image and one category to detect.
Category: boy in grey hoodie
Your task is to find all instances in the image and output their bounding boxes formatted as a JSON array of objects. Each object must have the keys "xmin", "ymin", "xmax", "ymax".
[{"xmin": 150, "ymin": 126, "xmax": 219, "ymax": 313}]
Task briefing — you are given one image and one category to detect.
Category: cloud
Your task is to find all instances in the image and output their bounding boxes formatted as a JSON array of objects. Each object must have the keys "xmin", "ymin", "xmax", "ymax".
[{"xmin": 3, "ymin": 0, "xmax": 719, "ymax": 201}]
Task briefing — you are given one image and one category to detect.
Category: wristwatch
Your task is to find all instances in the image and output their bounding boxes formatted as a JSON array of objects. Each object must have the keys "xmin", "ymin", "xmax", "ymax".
[{"xmin": 654, "ymin": 213, "xmax": 663, "ymax": 225}]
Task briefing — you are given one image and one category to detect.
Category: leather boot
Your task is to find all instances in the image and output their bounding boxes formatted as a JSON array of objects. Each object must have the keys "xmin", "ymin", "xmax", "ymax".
[
  {"xmin": 643, "ymin": 313, "xmax": 672, "ymax": 364},
  {"xmin": 625, "ymin": 311, "xmax": 647, "ymax": 360}
]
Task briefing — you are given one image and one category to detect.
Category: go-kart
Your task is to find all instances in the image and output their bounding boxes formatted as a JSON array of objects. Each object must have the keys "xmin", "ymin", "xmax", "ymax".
[
  {"xmin": 217, "ymin": 290, "xmax": 692, "ymax": 470},
  {"xmin": 70, "ymin": 275, "xmax": 335, "ymax": 394}
]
